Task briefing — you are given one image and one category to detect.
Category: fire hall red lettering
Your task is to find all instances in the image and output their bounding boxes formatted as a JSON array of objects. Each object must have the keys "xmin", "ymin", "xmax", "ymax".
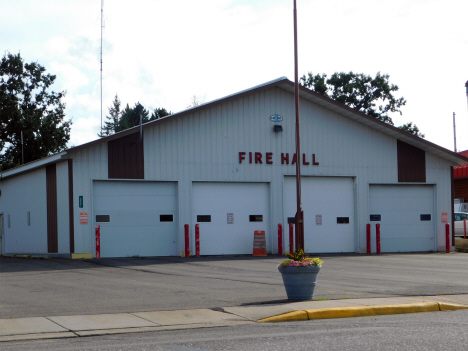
[
  {"xmin": 313, "ymin": 154, "xmax": 319, "ymax": 165},
  {"xmin": 238, "ymin": 152, "xmax": 319, "ymax": 165},
  {"xmin": 255, "ymin": 152, "xmax": 262, "ymax": 164},
  {"xmin": 239, "ymin": 152, "xmax": 246, "ymax": 163}
]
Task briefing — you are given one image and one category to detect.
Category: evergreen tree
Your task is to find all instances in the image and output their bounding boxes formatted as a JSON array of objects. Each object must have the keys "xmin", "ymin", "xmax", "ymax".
[
  {"xmin": 99, "ymin": 98, "xmax": 172, "ymax": 137},
  {"xmin": 98, "ymin": 94, "xmax": 121, "ymax": 137},
  {"xmin": 116, "ymin": 103, "xmax": 149, "ymax": 132},
  {"xmin": 150, "ymin": 107, "xmax": 171, "ymax": 120}
]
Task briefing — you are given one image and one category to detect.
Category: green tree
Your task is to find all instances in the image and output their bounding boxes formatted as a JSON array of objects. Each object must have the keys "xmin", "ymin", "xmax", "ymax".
[
  {"xmin": 0, "ymin": 52, "xmax": 71, "ymax": 171},
  {"xmin": 300, "ymin": 71, "xmax": 423, "ymax": 137},
  {"xmin": 151, "ymin": 107, "xmax": 171, "ymax": 120},
  {"xmin": 99, "ymin": 98, "xmax": 172, "ymax": 137},
  {"xmin": 399, "ymin": 122, "xmax": 424, "ymax": 138},
  {"xmin": 116, "ymin": 103, "xmax": 150, "ymax": 133},
  {"xmin": 99, "ymin": 94, "xmax": 121, "ymax": 137}
]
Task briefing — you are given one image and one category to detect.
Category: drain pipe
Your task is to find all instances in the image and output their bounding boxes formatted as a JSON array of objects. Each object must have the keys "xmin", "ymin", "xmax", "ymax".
[{"xmin": 137, "ymin": 103, "xmax": 143, "ymax": 142}]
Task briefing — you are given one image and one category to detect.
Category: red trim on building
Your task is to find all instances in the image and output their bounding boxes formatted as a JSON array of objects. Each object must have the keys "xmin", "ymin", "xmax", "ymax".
[{"xmin": 453, "ymin": 150, "xmax": 468, "ymax": 178}]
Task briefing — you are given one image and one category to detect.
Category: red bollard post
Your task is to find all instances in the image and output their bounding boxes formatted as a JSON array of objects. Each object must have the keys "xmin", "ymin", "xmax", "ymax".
[
  {"xmin": 289, "ymin": 223, "xmax": 294, "ymax": 255},
  {"xmin": 95, "ymin": 224, "xmax": 101, "ymax": 258},
  {"xmin": 278, "ymin": 224, "xmax": 283, "ymax": 256},
  {"xmin": 195, "ymin": 224, "xmax": 200, "ymax": 257},
  {"xmin": 184, "ymin": 224, "xmax": 190, "ymax": 257},
  {"xmin": 366, "ymin": 224, "xmax": 371, "ymax": 254},
  {"xmin": 376, "ymin": 223, "xmax": 381, "ymax": 255},
  {"xmin": 446, "ymin": 223, "xmax": 450, "ymax": 253},
  {"xmin": 464, "ymin": 219, "xmax": 466, "ymax": 239}
]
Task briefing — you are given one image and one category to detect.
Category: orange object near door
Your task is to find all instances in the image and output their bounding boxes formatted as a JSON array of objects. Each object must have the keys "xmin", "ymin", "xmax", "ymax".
[{"xmin": 253, "ymin": 230, "xmax": 267, "ymax": 256}]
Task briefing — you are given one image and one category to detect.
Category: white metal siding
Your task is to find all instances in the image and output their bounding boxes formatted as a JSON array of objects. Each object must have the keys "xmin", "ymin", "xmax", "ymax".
[
  {"xmin": 142, "ymin": 88, "xmax": 398, "ymax": 255},
  {"xmin": 93, "ymin": 181, "xmax": 177, "ymax": 257},
  {"xmin": 0, "ymin": 214, "xmax": 3, "ymax": 254},
  {"xmin": 144, "ymin": 89, "xmax": 396, "ymax": 183},
  {"xmin": 1, "ymin": 168, "xmax": 48, "ymax": 253},
  {"xmin": 70, "ymin": 143, "xmax": 108, "ymax": 253},
  {"xmin": 44, "ymin": 85, "xmax": 455, "ymax": 256},
  {"xmin": 284, "ymin": 176, "xmax": 355, "ymax": 253},
  {"xmin": 192, "ymin": 182, "xmax": 269, "ymax": 255},
  {"xmin": 425, "ymin": 153, "xmax": 454, "ymax": 251},
  {"xmin": 369, "ymin": 185, "xmax": 435, "ymax": 252}
]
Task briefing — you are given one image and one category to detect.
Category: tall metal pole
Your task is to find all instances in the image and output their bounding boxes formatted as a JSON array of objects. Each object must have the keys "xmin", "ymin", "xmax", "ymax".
[
  {"xmin": 465, "ymin": 81, "xmax": 468, "ymax": 110},
  {"xmin": 293, "ymin": 0, "xmax": 304, "ymax": 250},
  {"xmin": 100, "ymin": 0, "xmax": 104, "ymax": 136},
  {"xmin": 453, "ymin": 112, "xmax": 457, "ymax": 152}
]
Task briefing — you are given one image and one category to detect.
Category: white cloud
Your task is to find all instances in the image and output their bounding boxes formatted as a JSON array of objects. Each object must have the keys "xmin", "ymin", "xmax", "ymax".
[
  {"xmin": 70, "ymin": 115, "xmax": 101, "ymax": 147},
  {"xmin": 1, "ymin": 0, "xmax": 468, "ymax": 151},
  {"xmin": 49, "ymin": 61, "xmax": 90, "ymax": 93}
]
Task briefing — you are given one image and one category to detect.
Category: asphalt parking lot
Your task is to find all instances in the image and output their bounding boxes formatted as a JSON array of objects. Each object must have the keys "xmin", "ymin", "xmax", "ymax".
[{"xmin": 1, "ymin": 252, "xmax": 468, "ymax": 319}]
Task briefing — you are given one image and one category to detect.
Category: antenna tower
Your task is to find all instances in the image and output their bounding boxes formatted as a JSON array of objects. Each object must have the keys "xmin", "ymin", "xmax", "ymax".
[{"xmin": 453, "ymin": 112, "xmax": 457, "ymax": 152}]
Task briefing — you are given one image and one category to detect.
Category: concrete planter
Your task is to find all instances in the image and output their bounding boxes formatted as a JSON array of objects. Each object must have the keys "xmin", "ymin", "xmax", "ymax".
[{"xmin": 278, "ymin": 265, "xmax": 321, "ymax": 300}]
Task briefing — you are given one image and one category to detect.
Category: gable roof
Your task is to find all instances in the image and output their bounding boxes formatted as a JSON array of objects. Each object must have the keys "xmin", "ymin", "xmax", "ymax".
[{"xmin": 2, "ymin": 77, "xmax": 468, "ymax": 179}]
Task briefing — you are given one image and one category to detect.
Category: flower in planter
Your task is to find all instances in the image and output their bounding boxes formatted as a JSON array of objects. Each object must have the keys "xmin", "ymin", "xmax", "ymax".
[{"xmin": 280, "ymin": 249, "xmax": 323, "ymax": 267}]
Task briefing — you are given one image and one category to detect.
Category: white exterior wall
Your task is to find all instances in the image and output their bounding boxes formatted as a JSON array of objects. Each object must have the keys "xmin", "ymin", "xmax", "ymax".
[
  {"xmin": 1, "ymin": 168, "xmax": 48, "ymax": 253},
  {"xmin": 70, "ymin": 143, "xmax": 108, "ymax": 254},
  {"xmin": 426, "ymin": 152, "xmax": 454, "ymax": 251},
  {"xmin": 2, "ymin": 85, "xmax": 455, "ymax": 255},
  {"xmin": 140, "ymin": 86, "xmax": 452, "ymax": 254}
]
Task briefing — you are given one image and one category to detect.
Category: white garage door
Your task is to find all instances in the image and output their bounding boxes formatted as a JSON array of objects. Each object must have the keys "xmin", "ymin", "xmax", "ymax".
[
  {"xmin": 284, "ymin": 177, "xmax": 355, "ymax": 253},
  {"xmin": 369, "ymin": 185, "xmax": 435, "ymax": 252},
  {"xmin": 93, "ymin": 181, "xmax": 177, "ymax": 257},
  {"xmin": 192, "ymin": 182, "xmax": 269, "ymax": 255}
]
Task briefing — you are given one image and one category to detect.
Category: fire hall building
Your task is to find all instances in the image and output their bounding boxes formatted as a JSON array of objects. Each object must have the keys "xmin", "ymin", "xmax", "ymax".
[{"xmin": 0, "ymin": 77, "xmax": 466, "ymax": 257}]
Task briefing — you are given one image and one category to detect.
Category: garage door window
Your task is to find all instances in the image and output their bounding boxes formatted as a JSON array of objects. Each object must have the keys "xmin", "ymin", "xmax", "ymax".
[
  {"xmin": 420, "ymin": 214, "xmax": 431, "ymax": 221},
  {"xmin": 337, "ymin": 217, "xmax": 349, "ymax": 224},
  {"xmin": 96, "ymin": 215, "xmax": 110, "ymax": 222},
  {"xmin": 160, "ymin": 215, "xmax": 174, "ymax": 222},
  {"xmin": 249, "ymin": 215, "xmax": 263, "ymax": 222},
  {"xmin": 197, "ymin": 215, "xmax": 211, "ymax": 222}
]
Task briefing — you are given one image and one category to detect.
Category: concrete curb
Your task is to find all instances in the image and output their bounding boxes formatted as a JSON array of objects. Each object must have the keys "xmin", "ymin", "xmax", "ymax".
[
  {"xmin": 2, "ymin": 299, "xmax": 468, "ymax": 342},
  {"xmin": 258, "ymin": 302, "xmax": 468, "ymax": 323}
]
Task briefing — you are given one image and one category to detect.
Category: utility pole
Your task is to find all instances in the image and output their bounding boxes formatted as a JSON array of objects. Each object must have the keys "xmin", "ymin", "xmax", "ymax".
[
  {"xmin": 293, "ymin": 0, "xmax": 304, "ymax": 250},
  {"xmin": 453, "ymin": 112, "xmax": 457, "ymax": 152},
  {"xmin": 100, "ymin": 0, "xmax": 104, "ymax": 136},
  {"xmin": 465, "ymin": 81, "xmax": 468, "ymax": 109}
]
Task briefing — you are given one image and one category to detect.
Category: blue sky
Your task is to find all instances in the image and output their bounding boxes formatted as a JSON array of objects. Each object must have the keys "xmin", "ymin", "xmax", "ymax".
[{"xmin": 2, "ymin": 0, "xmax": 468, "ymax": 152}]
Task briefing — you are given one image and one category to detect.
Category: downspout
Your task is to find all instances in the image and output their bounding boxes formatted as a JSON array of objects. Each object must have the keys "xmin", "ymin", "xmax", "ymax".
[
  {"xmin": 137, "ymin": 103, "xmax": 143, "ymax": 142},
  {"xmin": 139, "ymin": 110, "xmax": 142, "ymax": 142}
]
